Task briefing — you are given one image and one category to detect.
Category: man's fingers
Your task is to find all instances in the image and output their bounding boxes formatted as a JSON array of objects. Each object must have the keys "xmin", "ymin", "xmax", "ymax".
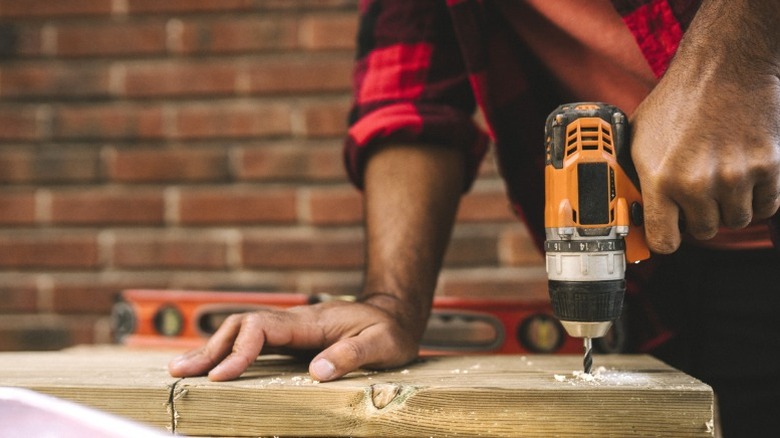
[
  {"xmin": 207, "ymin": 310, "xmax": 327, "ymax": 381},
  {"xmin": 715, "ymin": 159, "xmax": 780, "ymax": 228},
  {"xmin": 309, "ymin": 336, "xmax": 374, "ymax": 382},
  {"xmin": 718, "ymin": 177, "xmax": 753, "ymax": 229},
  {"xmin": 752, "ymin": 181, "xmax": 780, "ymax": 220},
  {"xmin": 206, "ymin": 314, "xmax": 271, "ymax": 381},
  {"xmin": 168, "ymin": 314, "xmax": 243, "ymax": 377},
  {"xmin": 309, "ymin": 325, "xmax": 415, "ymax": 382},
  {"xmin": 679, "ymin": 197, "xmax": 720, "ymax": 241},
  {"xmin": 642, "ymin": 191, "xmax": 682, "ymax": 254}
]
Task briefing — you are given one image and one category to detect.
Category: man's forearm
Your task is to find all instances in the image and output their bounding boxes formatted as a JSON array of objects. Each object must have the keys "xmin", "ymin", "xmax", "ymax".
[
  {"xmin": 361, "ymin": 144, "xmax": 465, "ymax": 341},
  {"xmin": 680, "ymin": 0, "xmax": 779, "ymax": 74}
]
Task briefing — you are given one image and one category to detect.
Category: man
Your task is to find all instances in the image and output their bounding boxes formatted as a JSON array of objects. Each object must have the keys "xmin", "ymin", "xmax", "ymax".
[{"xmin": 170, "ymin": 0, "xmax": 780, "ymax": 434}]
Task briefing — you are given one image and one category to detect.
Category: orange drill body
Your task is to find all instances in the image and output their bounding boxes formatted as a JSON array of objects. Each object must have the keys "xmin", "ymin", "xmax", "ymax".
[{"xmin": 544, "ymin": 102, "xmax": 650, "ymax": 346}]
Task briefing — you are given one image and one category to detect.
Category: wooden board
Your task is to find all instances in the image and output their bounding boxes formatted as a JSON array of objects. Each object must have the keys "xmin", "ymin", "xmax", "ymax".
[
  {"xmin": 0, "ymin": 347, "xmax": 715, "ymax": 437},
  {"xmin": 0, "ymin": 346, "xmax": 176, "ymax": 431}
]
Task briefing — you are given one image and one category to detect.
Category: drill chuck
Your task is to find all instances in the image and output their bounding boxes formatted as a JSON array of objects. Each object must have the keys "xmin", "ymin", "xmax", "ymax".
[
  {"xmin": 548, "ymin": 280, "xmax": 624, "ymax": 322},
  {"xmin": 545, "ymin": 230, "xmax": 627, "ymax": 338}
]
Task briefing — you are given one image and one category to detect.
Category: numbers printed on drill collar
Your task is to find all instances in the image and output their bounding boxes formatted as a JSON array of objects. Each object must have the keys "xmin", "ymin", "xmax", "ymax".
[{"xmin": 544, "ymin": 239, "xmax": 624, "ymax": 253}]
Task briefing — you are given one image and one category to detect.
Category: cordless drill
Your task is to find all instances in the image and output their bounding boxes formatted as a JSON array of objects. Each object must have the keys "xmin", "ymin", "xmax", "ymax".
[{"xmin": 544, "ymin": 102, "xmax": 650, "ymax": 373}]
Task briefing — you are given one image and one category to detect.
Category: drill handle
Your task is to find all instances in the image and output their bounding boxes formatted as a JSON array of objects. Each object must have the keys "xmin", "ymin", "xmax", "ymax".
[{"xmin": 614, "ymin": 114, "xmax": 649, "ymax": 263}]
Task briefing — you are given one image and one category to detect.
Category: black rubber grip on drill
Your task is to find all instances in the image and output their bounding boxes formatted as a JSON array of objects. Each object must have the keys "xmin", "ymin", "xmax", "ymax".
[{"xmin": 548, "ymin": 280, "xmax": 625, "ymax": 322}]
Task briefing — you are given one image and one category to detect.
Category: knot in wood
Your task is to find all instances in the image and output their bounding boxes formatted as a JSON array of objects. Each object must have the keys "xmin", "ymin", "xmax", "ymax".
[{"xmin": 370, "ymin": 383, "xmax": 401, "ymax": 409}]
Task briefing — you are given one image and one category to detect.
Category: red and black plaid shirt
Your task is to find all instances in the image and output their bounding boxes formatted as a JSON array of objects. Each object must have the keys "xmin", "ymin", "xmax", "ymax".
[
  {"xmin": 344, "ymin": 0, "xmax": 704, "ymax": 350},
  {"xmin": 345, "ymin": 0, "xmax": 699, "ymax": 243}
]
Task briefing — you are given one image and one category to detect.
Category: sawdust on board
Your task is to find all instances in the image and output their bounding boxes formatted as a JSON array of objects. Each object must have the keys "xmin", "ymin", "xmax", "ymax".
[
  {"xmin": 552, "ymin": 366, "xmax": 651, "ymax": 386},
  {"xmin": 261, "ymin": 375, "xmax": 320, "ymax": 386},
  {"xmin": 449, "ymin": 364, "xmax": 483, "ymax": 374}
]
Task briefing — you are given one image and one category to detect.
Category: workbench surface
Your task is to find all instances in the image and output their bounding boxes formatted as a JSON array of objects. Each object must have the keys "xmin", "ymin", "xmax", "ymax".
[{"xmin": 0, "ymin": 346, "xmax": 715, "ymax": 437}]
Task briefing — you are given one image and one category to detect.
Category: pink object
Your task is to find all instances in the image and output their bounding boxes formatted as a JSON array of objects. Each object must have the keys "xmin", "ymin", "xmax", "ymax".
[{"xmin": 0, "ymin": 387, "xmax": 171, "ymax": 438}]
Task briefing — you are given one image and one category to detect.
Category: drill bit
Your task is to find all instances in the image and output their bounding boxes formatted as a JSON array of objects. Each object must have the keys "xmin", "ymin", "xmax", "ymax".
[{"xmin": 583, "ymin": 337, "xmax": 593, "ymax": 374}]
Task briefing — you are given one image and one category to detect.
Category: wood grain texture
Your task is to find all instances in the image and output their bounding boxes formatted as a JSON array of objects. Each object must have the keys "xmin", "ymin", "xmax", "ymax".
[{"xmin": 0, "ymin": 347, "xmax": 715, "ymax": 437}]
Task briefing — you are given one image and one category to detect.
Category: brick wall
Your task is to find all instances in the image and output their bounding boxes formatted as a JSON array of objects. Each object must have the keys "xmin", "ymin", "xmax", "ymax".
[{"xmin": 0, "ymin": 0, "xmax": 545, "ymax": 351}]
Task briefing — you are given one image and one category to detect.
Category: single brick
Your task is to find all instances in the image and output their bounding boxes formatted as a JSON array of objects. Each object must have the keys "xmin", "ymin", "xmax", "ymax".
[
  {"xmin": 0, "ymin": 148, "xmax": 101, "ymax": 184},
  {"xmin": 236, "ymin": 142, "xmax": 346, "ymax": 182},
  {"xmin": 307, "ymin": 187, "xmax": 362, "ymax": 226},
  {"xmin": 112, "ymin": 233, "xmax": 229, "ymax": 270},
  {"xmin": 106, "ymin": 147, "xmax": 229, "ymax": 183},
  {"xmin": 177, "ymin": 187, "xmax": 297, "ymax": 224},
  {"xmin": 0, "ymin": 0, "xmax": 112, "ymax": 18},
  {"xmin": 53, "ymin": 104, "xmax": 165, "ymax": 140},
  {"xmin": 456, "ymin": 189, "xmax": 515, "ymax": 223},
  {"xmin": 0, "ymin": 150, "xmax": 30, "ymax": 183},
  {"xmin": 438, "ymin": 270, "xmax": 548, "ymax": 301},
  {"xmin": 165, "ymin": 272, "xmax": 296, "ymax": 293},
  {"xmin": 443, "ymin": 232, "xmax": 500, "ymax": 267},
  {"xmin": 173, "ymin": 102, "xmax": 291, "ymax": 140},
  {"xmin": 55, "ymin": 21, "xmax": 167, "ymax": 57},
  {"xmin": 176, "ymin": 16, "xmax": 298, "ymax": 54},
  {"xmin": 298, "ymin": 12, "xmax": 358, "ymax": 50},
  {"xmin": 51, "ymin": 284, "xmax": 122, "ymax": 314},
  {"xmin": 52, "ymin": 275, "xmax": 170, "ymax": 314},
  {"xmin": 0, "ymin": 285, "xmax": 38, "ymax": 313},
  {"xmin": 0, "ymin": 233, "xmax": 99, "ymax": 269},
  {"xmin": 300, "ymin": 99, "xmax": 350, "ymax": 138},
  {"xmin": 123, "ymin": 61, "xmax": 239, "ymax": 97},
  {"xmin": 0, "ymin": 191, "xmax": 36, "ymax": 225},
  {"xmin": 34, "ymin": 148, "xmax": 101, "ymax": 183},
  {"xmin": 242, "ymin": 231, "xmax": 364, "ymax": 270},
  {"xmin": 0, "ymin": 23, "xmax": 43, "ymax": 57},
  {"xmin": 247, "ymin": 55, "xmax": 352, "ymax": 94},
  {"xmin": 0, "ymin": 64, "xmax": 111, "ymax": 99},
  {"xmin": 0, "ymin": 107, "xmax": 40, "ymax": 141},
  {"xmin": 49, "ymin": 189, "xmax": 165, "ymax": 225}
]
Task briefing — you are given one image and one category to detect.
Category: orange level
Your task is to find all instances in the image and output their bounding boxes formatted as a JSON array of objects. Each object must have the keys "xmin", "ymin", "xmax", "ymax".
[{"xmin": 112, "ymin": 289, "xmax": 606, "ymax": 355}]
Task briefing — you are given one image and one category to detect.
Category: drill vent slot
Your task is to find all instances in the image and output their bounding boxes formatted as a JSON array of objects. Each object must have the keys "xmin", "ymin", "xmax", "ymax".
[{"xmin": 564, "ymin": 120, "xmax": 615, "ymax": 156}]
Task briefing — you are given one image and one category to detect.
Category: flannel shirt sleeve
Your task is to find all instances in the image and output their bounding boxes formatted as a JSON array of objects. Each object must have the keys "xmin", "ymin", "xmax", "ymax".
[
  {"xmin": 343, "ymin": 0, "xmax": 490, "ymax": 190},
  {"xmin": 612, "ymin": 0, "xmax": 699, "ymax": 77}
]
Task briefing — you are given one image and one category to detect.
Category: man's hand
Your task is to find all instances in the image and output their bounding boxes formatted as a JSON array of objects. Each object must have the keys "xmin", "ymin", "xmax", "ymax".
[
  {"xmin": 630, "ymin": 0, "xmax": 780, "ymax": 254},
  {"xmin": 168, "ymin": 299, "xmax": 419, "ymax": 382},
  {"xmin": 170, "ymin": 143, "xmax": 465, "ymax": 381}
]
